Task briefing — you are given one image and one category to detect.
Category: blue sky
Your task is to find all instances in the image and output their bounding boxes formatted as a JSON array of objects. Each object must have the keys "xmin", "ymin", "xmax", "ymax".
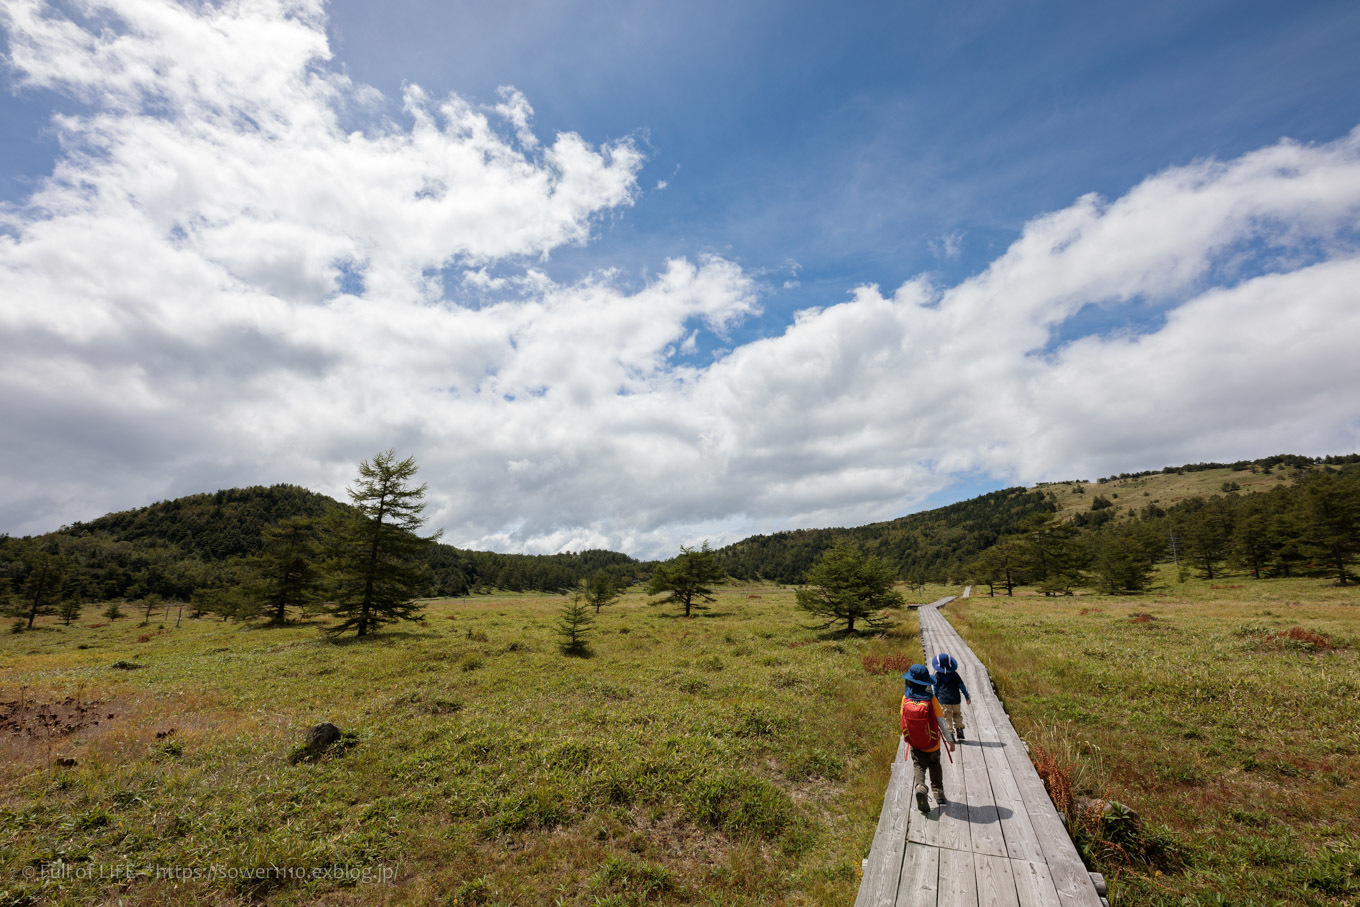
[
  {"xmin": 323, "ymin": 0, "xmax": 1360, "ymax": 301},
  {"xmin": 2, "ymin": 0, "xmax": 1359, "ymax": 556}
]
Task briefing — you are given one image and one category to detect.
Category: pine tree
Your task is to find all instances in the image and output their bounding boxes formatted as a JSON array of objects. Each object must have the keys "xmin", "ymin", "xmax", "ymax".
[
  {"xmin": 19, "ymin": 552, "xmax": 66, "ymax": 628},
  {"xmin": 58, "ymin": 598, "xmax": 83, "ymax": 626},
  {"xmin": 328, "ymin": 450, "xmax": 441, "ymax": 637},
  {"xmin": 795, "ymin": 541, "xmax": 904, "ymax": 633},
  {"xmin": 646, "ymin": 542, "xmax": 724, "ymax": 617}
]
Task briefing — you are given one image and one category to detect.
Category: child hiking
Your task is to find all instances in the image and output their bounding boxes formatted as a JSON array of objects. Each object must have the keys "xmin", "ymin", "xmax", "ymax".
[
  {"xmin": 901, "ymin": 663, "xmax": 955, "ymax": 812},
  {"xmin": 931, "ymin": 652, "xmax": 972, "ymax": 740}
]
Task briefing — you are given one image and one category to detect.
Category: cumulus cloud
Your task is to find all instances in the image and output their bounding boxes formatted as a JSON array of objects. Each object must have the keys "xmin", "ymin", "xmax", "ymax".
[{"xmin": 2, "ymin": 0, "xmax": 1359, "ymax": 558}]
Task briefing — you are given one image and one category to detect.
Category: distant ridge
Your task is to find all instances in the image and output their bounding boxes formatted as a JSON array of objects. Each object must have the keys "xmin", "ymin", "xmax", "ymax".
[
  {"xmin": 15, "ymin": 452, "xmax": 1356, "ymax": 597},
  {"xmin": 713, "ymin": 452, "xmax": 1359, "ymax": 584}
]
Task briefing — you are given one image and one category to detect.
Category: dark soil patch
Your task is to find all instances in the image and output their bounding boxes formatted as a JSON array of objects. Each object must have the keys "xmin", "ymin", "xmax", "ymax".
[{"xmin": 0, "ymin": 695, "xmax": 115, "ymax": 739}]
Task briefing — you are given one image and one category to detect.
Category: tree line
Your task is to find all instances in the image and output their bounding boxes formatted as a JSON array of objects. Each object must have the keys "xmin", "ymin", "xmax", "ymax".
[
  {"xmin": 1, "ymin": 480, "xmax": 646, "ymax": 627},
  {"xmin": 1, "ymin": 453, "xmax": 647, "ymax": 635},
  {"xmin": 968, "ymin": 467, "xmax": 1360, "ymax": 595}
]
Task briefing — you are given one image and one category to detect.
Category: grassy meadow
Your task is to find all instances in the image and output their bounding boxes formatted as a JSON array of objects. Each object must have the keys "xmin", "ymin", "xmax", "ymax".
[
  {"xmin": 949, "ymin": 567, "xmax": 1360, "ymax": 905},
  {"xmin": 0, "ymin": 586, "xmax": 945, "ymax": 906}
]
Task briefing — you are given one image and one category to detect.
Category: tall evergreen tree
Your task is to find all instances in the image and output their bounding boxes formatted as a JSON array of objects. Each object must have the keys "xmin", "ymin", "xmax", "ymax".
[
  {"xmin": 971, "ymin": 539, "xmax": 1027, "ymax": 596},
  {"xmin": 18, "ymin": 551, "xmax": 66, "ymax": 628},
  {"xmin": 794, "ymin": 541, "xmax": 905, "ymax": 632},
  {"xmin": 1232, "ymin": 496, "xmax": 1276, "ymax": 579},
  {"xmin": 1298, "ymin": 473, "xmax": 1360, "ymax": 585},
  {"xmin": 646, "ymin": 542, "xmax": 724, "ymax": 618},
  {"xmin": 253, "ymin": 516, "xmax": 325, "ymax": 623},
  {"xmin": 1088, "ymin": 528, "xmax": 1156, "ymax": 594},
  {"xmin": 1018, "ymin": 513, "xmax": 1082, "ymax": 595},
  {"xmin": 329, "ymin": 450, "xmax": 441, "ymax": 637},
  {"xmin": 1180, "ymin": 497, "xmax": 1234, "ymax": 579}
]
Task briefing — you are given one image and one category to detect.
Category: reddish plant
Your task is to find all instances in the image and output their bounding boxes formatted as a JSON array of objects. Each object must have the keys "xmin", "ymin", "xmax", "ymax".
[
  {"xmin": 861, "ymin": 654, "xmax": 914, "ymax": 675},
  {"xmin": 1266, "ymin": 626, "xmax": 1333, "ymax": 651}
]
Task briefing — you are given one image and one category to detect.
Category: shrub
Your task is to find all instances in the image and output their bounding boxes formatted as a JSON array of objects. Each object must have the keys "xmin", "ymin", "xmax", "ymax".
[{"xmin": 688, "ymin": 773, "xmax": 794, "ymax": 839}]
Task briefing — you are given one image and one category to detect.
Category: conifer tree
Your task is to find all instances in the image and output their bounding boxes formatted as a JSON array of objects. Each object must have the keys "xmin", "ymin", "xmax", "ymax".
[
  {"xmin": 584, "ymin": 570, "xmax": 625, "ymax": 614},
  {"xmin": 18, "ymin": 551, "xmax": 66, "ymax": 628},
  {"xmin": 795, "ymin": 541, "xmax": 904, "ymax": 633},
  {"xmin": 556, "ymin": 587, "xmax": 595, "ymax": 656},
  {"xmin": 253, "ymin": 516, "xmax": 324, "ymax": 623},
  {"xmin": 328, "ymin": 450, "xmax": 441, "ymax": 637},
  {"xmin": 646, "ymin": 542, "xmax": 724, "ymax": 617},
  {"xmin": 1299, "ymin": 473, "xmax": 1360, "ymax": 585}
]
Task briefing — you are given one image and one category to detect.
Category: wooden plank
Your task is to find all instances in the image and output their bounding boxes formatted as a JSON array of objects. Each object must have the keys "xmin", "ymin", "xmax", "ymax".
[
  {"xmin": 927, "ymin": 608, "xmax": 1102, "ymax": 907},
  {"xmin": 969, "ymin": 696, "xmax": 1048, "ymax": 864},
  {"xmin": 973, "ymin": 853, "xmax": 1021, "ymax": 907},
  {"xmin": 1010, "ymin": 860, "xmax": 1062, "ymax": 907},
  {"xmin": 1045, "ymin": 858, "xmax": 1104, "ymax": 907},
  {"xmin": 986, "ymin": 720, "xmax": 1100, "ymax": 906},
  {"xmin": 937, "ymin": 848, "xmax": 979, "ymax": 907},
  {"xmin": 895, "ymin": 843, "xmax": 942, "ymax": 907},
  {"xmin": 937, "ymin": 739, "xmax": 972, "ymax": 852},
  {"xmin": 855, "ymin": 747, "xmax": 911, "ymax": 907},
  {"xmin": 960, "ymin": 732, "xmax": 1007, "ymax": 857}
]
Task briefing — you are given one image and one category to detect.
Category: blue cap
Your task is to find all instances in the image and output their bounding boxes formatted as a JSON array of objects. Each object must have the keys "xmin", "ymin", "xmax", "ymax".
[{"xmin": 931, "ymin": 653, "xmax": 958, "ymax": 674}]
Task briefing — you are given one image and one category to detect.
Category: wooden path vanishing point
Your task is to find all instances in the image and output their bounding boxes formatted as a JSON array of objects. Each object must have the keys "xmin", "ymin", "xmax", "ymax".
[{"xmin": 854, "ymin": 594, "xmax": 1108, "ymax": 907}]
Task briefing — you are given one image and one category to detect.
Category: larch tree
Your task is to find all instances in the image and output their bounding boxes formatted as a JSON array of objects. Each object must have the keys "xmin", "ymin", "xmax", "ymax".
[
  {"xmin": 328, "ymin": 450, "xmax": 441, "ymax": 637},
  {"xmin": 254, "ymin": 516, "xmax": 325, "ymax": 624}
]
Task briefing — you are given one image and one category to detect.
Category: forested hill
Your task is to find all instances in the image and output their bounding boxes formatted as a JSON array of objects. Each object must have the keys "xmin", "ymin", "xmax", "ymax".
[
  {"xmin": 66, "ymin": 485, "xmax": 345, "ymax": 561},
  {"xmin": 715, "ymin": 486, "xmax": 1054, "ymax": 584},
  {"xmin": 713, "ymin": 452, "xmax": 1360, "ymax": 584},
  {"xmin": 24, "ymin": 485, "xmax": 642, "ymax": 601}
]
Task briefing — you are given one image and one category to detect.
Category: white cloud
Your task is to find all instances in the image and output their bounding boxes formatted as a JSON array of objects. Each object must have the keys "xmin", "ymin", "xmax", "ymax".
[
  {"xmin": 2, "ymin": 0, "xmax": 1360, "ymax": 559},
  {"xmin": 930, "ymin": 230, "xmax": 963, "ymax": 260}
]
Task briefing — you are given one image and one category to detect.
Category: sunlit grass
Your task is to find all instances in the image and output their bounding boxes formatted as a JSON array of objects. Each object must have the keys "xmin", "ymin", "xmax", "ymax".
[
  {"xmin": 1, "ymin": 585, "xmax": 932, "ymax": 905},
  {"xmin": 951, "ymin": 568, "xmax": 1360, "ymax": 905}
]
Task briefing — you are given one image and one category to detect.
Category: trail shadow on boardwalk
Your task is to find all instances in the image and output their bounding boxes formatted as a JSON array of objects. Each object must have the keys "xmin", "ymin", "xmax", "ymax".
[{"xmin": 929, "ymin": 802, "xmax": 1015, "ymax": 822}]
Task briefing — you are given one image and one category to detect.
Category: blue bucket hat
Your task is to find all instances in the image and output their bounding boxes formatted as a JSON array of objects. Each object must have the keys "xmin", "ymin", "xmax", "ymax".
[
  {"xmin": 902, "ymin": 663, "xmax": 934, "ymax": 687},
  {"xmin": 931, "ymin": 653, "xmax": 958, "ymax": 674}
]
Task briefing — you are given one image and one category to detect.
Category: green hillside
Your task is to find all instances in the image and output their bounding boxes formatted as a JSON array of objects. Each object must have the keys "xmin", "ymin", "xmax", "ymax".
[
  {"xmin": 8, "ymin": 485, "xmax": 641, "ymax": 602},
  {"xmin": 715, "ymin": 486, "xmax": 1054, "ymax": 584}
]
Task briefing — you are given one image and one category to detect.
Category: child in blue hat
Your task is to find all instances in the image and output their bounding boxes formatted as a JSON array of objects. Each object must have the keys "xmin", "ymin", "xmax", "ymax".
[
  {"xmin": 901, "ymin": 663, "xmax": 955, "ymax": 812},
  {"xmin": 931, "ymin": 653, "xmax": 972, "ymax": 741}
]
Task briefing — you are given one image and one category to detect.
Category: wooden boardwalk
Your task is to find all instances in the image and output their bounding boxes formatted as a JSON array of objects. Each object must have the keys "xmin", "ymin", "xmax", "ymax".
[{"xmin": 855, "ymin": 596, "xmax": 1106, "ymax": 907}]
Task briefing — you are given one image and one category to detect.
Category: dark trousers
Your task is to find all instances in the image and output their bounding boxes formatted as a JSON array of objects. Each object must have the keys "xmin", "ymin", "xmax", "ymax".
[{"xmin": 910, "ymin": 746, "xmax": 943, "ymax": 792}]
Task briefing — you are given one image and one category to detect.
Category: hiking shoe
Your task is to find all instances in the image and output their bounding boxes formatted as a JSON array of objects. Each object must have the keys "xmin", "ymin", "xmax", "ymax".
[
  {"xmin": 915, "ymin": 786, "xmax": 929, "ymax": 813},
  {"xmin": 934, "ymin": 789, "xmax": 947, "ymax": 805},
  {"xmin": 956, "ymin": 728, "xmax": 965, "ymax": 740}
]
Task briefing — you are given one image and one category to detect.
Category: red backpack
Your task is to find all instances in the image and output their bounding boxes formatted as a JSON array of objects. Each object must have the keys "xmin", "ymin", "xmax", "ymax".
[{"xmin": 901, "ymin": 696, "xmax": 940, "ymax": 751}]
